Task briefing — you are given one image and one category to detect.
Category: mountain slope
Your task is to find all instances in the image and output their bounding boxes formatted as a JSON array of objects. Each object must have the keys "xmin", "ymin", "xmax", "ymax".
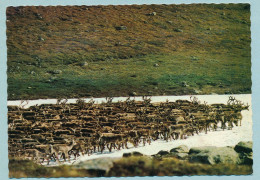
[{"xmin": 6, "ymin": 4, "xmax": 251, "ymax": 100}]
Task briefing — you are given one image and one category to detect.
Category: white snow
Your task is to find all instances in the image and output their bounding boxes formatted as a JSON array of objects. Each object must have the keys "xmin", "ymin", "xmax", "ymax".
[{"xmin": 8, "ymin": 94, "xmax": 252, "ymax": 166}]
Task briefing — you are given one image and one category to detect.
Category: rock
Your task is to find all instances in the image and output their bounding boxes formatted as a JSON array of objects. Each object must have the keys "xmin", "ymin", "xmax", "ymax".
[
  {"xmin": 123, "ymin": 153, "xmax": 131, "ymax": 158},
  {"xmin": 174, "ymin": 28, "xmax": 183, "ymax": 32},
  {"xmin": 234, "ymin": 141, "xmax": 253, "ymax": 154},
  {"xmin": 167, "ymin": 21, "xmax": 173, "ymax": 24},
  {"xmin": 132, "ymin": 151, "xmax": 143, "ymax": 156},
  {"xmin": 175, "ymin": 152, "xmax": 189, "ymax": 159},
  {"xmin": 191, "ymin": 56, "xmax": 199, "ymax": 61},
  {"xmin": 154, "ymin": 63, "xmax": 159, "ymax": 67},
  {"xmin": 170, "ymin": 145, "xmax": 189, "ymax": 153},
  {"xmin": 151, "ymin": 81, "xmax": 159, "ymax": 86},
  {"xmin": 47, "ymin": 70, "xmax": 62, "ymax": 74},
  {"xmin": 169, "ymin": 145, "xmax": 190, "ymax": 159},
  {"xmin": 115, "ymin": 26, "xmax": 127, "ymax": 30},
  {"xmin": 181, "ymin": 81, "xmax": 189, "ymax": 87},
  {"xmin": 157, "ymin": 150, "xmax": 169, "ymax": 156},
  {"xmin": 38, "ymin": 36, "xmax": 45, "ymax": 41},
  {"xmin": 147, "ymin": 12, "xmax": 157, "ymax": 16},
  {"xmin": 130, "ymin": 74, "xmax": 137, "ymax": 78},
  {"xmin": 240, "ymin": 152, "xmax": 253, "ymax": 165},
  {"xmin": 74, "ymin": 157, "xmax": 119, "ymax": 172},
  {"xmin": 207, "ymin": 82, "xmax": 217, "ymax": 86},
  {"xmin": 129, "ymin": 92, "xmax": 137, "ymax": 96},
  {"xmin": 194, "ymin": 89, "xmax": 201, "ymax": 94},
  {"xmin": 81, "ymin": 61, "xmax": 88, "ymax": 67},
  {"xmin": 189, "ymin": 146, "xmax": 240, "ymax": 165}
]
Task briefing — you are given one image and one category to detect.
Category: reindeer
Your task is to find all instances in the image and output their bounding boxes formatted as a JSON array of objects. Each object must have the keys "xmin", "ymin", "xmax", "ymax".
[{"xmin": 50, "ymin": 139, "xmax": 77, "ymax": 163}]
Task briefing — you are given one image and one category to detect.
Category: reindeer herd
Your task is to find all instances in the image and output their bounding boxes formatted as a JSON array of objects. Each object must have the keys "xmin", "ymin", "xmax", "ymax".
[{"xmin": 8, "ymin": 96, "xmax": 249, "ymax": 165}]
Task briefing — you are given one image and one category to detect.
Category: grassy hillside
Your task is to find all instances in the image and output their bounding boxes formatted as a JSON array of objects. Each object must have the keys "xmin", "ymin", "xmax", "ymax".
[{"xmin": 6, "ymin": 4, "xmax": 251, "ymax": 100}]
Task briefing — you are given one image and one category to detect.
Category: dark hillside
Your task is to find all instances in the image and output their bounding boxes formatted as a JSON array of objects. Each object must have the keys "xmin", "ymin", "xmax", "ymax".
[{"xmin": 6, "ymin": 4, "xmax": 251, "ymax": 100}]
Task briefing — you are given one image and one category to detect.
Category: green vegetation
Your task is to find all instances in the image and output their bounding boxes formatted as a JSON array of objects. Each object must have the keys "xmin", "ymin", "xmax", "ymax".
[{"xmin": 6, "ymin": 4, "xmax": 251, "ymax": 100}]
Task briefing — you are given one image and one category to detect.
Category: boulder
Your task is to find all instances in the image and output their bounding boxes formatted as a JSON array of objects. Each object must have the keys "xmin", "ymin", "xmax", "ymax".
[
  {"xmin": 132, "ymin": 151, "xmax": 143, "ymax": 156},
  {"xmin": 170, "ymin": 145, "xmax": 189, "ymax": 153},
  {"xmin": 189, "ymin": 146, "xmax": 240, "ymax": 165},
  {"xmin": 240, "ymin": 152, "xmax": 253, "ymax": 165},
  {"xmin": 123, "ymin": 153, "xmax": 131, "ymax": 158},
  {"xmin": 169, "ymin": 145, "xmax": 190, "ymax": 159},
  {"xmin": 234, "ymin": 141, "xmax": 253, "ymax": 165},
  {"xmin": 74, "ymin": 157, "xmax": 119, "ymax": 172},
  {"xmin": 174, "ymin": 152, "xmax": 189, "ymax": 159},
  {"xmin": 157, "ymin": 150, "xmax": 169, "ymax": 156},
  {"xmin": 234, "ymin": 141, "xmax": 253, "ymax": 153}
]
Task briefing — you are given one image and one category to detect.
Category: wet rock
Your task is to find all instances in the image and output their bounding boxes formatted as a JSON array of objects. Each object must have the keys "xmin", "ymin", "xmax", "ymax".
[{"xmin": 189, "ymin": 146, "xmax": 240, "ymax": 165}]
